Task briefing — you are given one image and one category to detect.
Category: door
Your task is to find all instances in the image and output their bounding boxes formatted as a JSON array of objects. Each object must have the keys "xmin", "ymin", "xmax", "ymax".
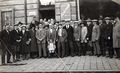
[{"xmin": 1, "ymin": 11, "xmax": 12, "ymax": 30}]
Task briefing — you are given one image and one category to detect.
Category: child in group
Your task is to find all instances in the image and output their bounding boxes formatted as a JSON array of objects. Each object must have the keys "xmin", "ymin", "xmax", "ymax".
[{"xmin": 48, "ymin": 40, "xmax": 56, "ymax": 57}]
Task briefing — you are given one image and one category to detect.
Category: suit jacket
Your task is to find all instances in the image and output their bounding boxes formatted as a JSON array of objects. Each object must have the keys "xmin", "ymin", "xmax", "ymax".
[
  {"xmin": 0, "ymin": 30, "xmax": 10, "ymax": 46},
  {"xmin": 99, "ymin": 23, "xmax": 106, "ymax": 40},
  {"xmin": 63, "ymin": 25, "xmax": 74, "ymax": 41},
  {"xmin": 92, "ymin": 25, "xmax": 100, "ymax": 42},
  {"xmin": 104, "ymin": 22, "xmax": 113, "ymax": 41},
  {"xmin": 86, "ymin": 24, "xmax": 93, "ymax": 41},
  {"xmin": 36, "ymin": 28, "xmax": 46, "ymax": 44},
  {"xmin": 10, "ymin": 29, "xmax": 21, "ymax": 45},
  {"xmin": 74, "ymin": 26, "xmax": 81, "ymax": 41},
  {"xmin": 20, "ymin": 30, "xmax": 31, "ymax": 44},
  {"xmin": 57, "ymin": 28, "xmax": 67, "ymax": 42},
  {"xmin": 47, "ymin": 28, "xmax": 56, "ymax": 43}
]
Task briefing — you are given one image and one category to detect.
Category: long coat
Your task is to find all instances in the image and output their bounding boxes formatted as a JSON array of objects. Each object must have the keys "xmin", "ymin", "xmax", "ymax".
[
  {"xmin": 113, "ymin": 22, "xmax": 120, "ymax": 48},
  {"xmin": 92, "ymin": 25, "xmax": 100, "ymax": 42},
  {"xmin": 20, "ymin": 30, "xmax": 31, "ymax": 54},
  {"xmin": 63, "ymin": 25, "xmax": 74, "ymax": 41},
  {"xmin": 73, "ymin": 26, "xmax": 81, "ymax": 41},
  {"xmin": 29, "ymin": 29, "xmax": 38, "ymax": 52},
  {"xmin": 86, "ymin": 24, "xmax": 93, "ymax": 41}
]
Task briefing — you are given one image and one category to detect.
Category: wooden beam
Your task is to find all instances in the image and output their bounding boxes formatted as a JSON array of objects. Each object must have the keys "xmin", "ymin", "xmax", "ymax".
[
  {"xmin": 24, "ymin": 0, "xmax": 27, "ymax": 25},
  {"xmin": 76, "ymin": 0, "xmax": 80, "ymax": 20}
]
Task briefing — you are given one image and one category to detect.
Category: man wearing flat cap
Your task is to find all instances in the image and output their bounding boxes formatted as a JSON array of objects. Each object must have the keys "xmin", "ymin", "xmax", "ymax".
[{"xmin": 104, "ymin": 17, "xmax": 113, "ymax": 58}]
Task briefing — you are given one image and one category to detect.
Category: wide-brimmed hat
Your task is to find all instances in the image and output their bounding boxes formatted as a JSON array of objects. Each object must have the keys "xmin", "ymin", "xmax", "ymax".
[
  {"xmin": 92, "ymin": 19, "xmax": 98, "ymax": 22},
  {"xmin": 86, "ymin": 18, "xmax": 92, "ymax": 22},
  {"xmin": 21, "ymin": 24, "xmax": 26, "ymax": 28},
  {"xmin": 104, "ymin": 17, "xmax": 111, "ymax": 20}
]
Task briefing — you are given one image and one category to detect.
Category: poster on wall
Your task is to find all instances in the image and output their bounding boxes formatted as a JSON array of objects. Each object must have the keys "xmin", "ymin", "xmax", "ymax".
[{"xmin": 55, "ymin": 1, "xmax": 77, "ymax": 21}]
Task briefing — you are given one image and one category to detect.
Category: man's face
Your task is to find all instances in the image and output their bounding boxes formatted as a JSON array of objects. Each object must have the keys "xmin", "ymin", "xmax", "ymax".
[
  {"xmin": 93, "ymin": 22, "xmax": 97, "ymax": 25},
  {"xmin": 74, "ymin": 23, "xmax": 78, "ymax": 27},
  {"xmin": 14, "ymin": 26, "xmax": 18, "ymax": 30},
  {"xmin": 22, "ymin": 27, "xmax": 26, "ymax": 30},
  {"xmin": 105, "ymin": 20, "xmax": 110, "ymax": 23},
  {"xmin": 59, "ymin": 25, "xmax": 62, "ymax": 28},
  {"xmin": 87, "ymin": 21, "xmax": 91, "ymax": 25},
  {"xmin": 39, "ymin": 24, "xmax": 42, "ymax": 28},
  {"xmin": 5, "ymin": 25, "xmax": 9, "ymax": 30}
]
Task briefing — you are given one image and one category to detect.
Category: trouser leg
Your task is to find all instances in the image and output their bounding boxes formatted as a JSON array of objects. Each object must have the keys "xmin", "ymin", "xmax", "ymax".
[
  {"xmin": 95, "ymin": 41, "xmax": 101, "ymax": 55},
  {"xmin": 38, "ymin": 44, "xmax": 42, "ymax": 57},
  {"xmin": 69, "ymin": 41, "xmax": 74, "ymax": 56},
  {"xmin": 57, "ymin": 41, "xmax": 61, "ymax": 57},
  {"xmin": 61, "ymin": 42, "xmax": 65, "ymax": 57},
  {"xmin": 115, "ymin": 48, "xmax": 120, "ymax": 58},
  {"xmin": 1, "ymin": 49, "xmax": 6, "ymax": 64},
  {"xmin": 7, "ymin": 50, "xmax": 11, "ymax": 63},
  {"xmin": 42, "ymin": 43, "xmax": 47, "ymax": 57}
]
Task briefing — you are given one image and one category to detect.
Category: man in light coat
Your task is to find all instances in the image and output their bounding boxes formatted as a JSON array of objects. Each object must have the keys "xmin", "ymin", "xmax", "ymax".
[
  {"xmin": 113, "ymin": 17, "xmax": 120, "ymax": 59},
  {"xmin": 91, "ymin": 19, "xmax": 100, "ymax": 57}
]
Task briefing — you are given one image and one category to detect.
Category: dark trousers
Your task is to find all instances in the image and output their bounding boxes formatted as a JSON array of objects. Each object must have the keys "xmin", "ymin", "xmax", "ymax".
[
  {"xmin": 1, "ymin": 49, "xmax": 6, "ymax": 64},
  {"xmin": 81, "ymin": 43, "xmax": 87, "ymax": 55},
  {"xmin": 74, "ymin": 41, "xmax": 80, "ymax": 55},
  {"xmin": 57, "ymin": 40, "xmax": 65, "ymax": 57},
  {"xmin": 107, "ymin": 40, "xmax": 113, "ymax": 57},
  {"xmin": 99, "ymin": 39, "xmax": 106, "ymax": 56},
  {"xmin": 7, "ymin": 50, "xmax": 11, "ymax": 62},
  {"xmin": 38, "ymin": 43, "xmax": 47, "ymax": 57},
  {"xmin": 66, "ymin": 40, "xmax": 74, "ymax": 56},
  {"xmin": 115, "ymin": 48, "xmax": 120, "ymax": 58}
]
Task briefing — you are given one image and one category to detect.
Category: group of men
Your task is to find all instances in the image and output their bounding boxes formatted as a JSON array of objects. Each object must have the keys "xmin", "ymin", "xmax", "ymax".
[{"xmin": 0, "ymin": 16, "xmax": 120, "ymax": 65}]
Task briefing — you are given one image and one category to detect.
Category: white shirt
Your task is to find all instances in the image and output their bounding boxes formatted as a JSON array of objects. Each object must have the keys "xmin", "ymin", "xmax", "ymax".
[
  {"xmin": 50, "ymin": 29, "xmax": 53, "ymax": 33},
  {"xmin": 22, "ymin": 30, "xmax": 25, "ymax": 34},
  {"xmin": 58, "ymin": 28, "xmax": 62, "ymax": 37}
]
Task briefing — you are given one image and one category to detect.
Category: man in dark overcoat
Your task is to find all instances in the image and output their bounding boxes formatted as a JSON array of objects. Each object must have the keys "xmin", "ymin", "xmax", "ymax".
[
  {"xmin": 20, "ymin": 25, "xmax": 31, "ymax": 60},
  {"xmin": 63, "ymin": 21, "xmax": 74, "ymax": 57},
  {"xmin": 0, "ymin": 25, "xmax": 12, "ymax": 63}
]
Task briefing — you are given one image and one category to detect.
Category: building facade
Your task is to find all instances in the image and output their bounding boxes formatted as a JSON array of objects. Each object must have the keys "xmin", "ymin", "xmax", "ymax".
[{"xmin": 0, "ymin": 0, "xmax": 40, "ymax": 31}]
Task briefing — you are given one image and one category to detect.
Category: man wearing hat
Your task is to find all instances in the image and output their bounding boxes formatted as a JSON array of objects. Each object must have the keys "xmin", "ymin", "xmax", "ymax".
[
  {"xmin": 86, "ymin": 18, "xmax": 94, "ymax": 55},
  {"xmin": 0, "ymin": 25, "xmax": 12, "ymax": 64},
  {"xmin": 73, "ymin": 21, "xmax": 81, "ymax": 56},
  {"xmin": 9, "ymin": 24, "xmax": 21, "ymax": 62},
  {"xmin": 63, "ymin": 21, "xmax": 74, "ymax": 57},
  {"xmin": 20, "ymin": 24, "xmax": 31, "ymax": 60},
  {"xmin": 104, "ymin": 17, "xmax": 113, "ymax": 58},
  {"xmin": 91, "ymin": 19, "xmax": 101, "ymax": 57},
  {"xmin": 57, "ymin": 24, "xmax": 67, "ymax": 58}
]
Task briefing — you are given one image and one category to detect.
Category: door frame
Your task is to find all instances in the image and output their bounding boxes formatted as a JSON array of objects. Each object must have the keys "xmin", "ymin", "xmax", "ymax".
[{"xmin": 0, "ymin": 8, "xmax": 15, "ymax": 31}]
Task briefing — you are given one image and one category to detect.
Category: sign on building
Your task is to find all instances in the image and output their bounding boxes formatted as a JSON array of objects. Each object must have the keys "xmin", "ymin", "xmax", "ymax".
[{"xmin": 55, "ymin": 1, "xmax": 77, "ymax": 21}]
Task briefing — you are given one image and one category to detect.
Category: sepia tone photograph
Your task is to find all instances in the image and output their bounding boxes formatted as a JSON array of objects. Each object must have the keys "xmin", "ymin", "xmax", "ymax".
[{"xmin": 0, "ymin": 0, "xmax": 120, "ymax": 73}]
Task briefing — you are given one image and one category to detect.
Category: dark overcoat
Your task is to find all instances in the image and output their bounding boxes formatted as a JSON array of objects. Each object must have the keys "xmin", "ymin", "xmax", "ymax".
[
  {"xmin": 29, "ymin": 29, "xmax": 38, "ymax": 52},
  {"xmin": 20, "ymin": 30, "xmax": 31, "ymax": 54}
]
